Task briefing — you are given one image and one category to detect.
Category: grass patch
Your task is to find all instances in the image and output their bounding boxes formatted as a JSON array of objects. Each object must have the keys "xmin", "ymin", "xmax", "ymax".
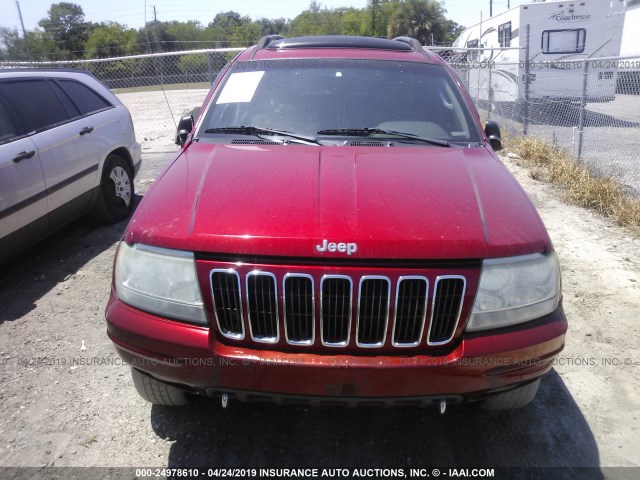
[
  {"xmin": 78, "ymin": 435, "xmax": 98, "ymax": 448},
  {"xmin": 508, "ymin": 136, "xmax": 640, "ymax": 234}
]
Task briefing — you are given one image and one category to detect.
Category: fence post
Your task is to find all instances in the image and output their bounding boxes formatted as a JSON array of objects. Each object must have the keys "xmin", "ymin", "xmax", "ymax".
[
  {"xmin": 523, "ymin": 24, "xmax": 531, "ymax": 136},
  {"xmin": 207, "ymin": 52, "xmax": 214, "ymax": 85},
  {"xmin": 487, "ymin": 48, "xmax": 493, "ymax": 120},
  {"xmin": 577, "ymin": 59, "xmax": 589, "ymax": 160}
]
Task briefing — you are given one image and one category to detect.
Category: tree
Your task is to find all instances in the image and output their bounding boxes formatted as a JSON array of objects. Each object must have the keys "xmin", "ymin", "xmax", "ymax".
[
  {"xmin": 341, "ymin": 8, "xmax": 368, "ymax": 36},
  {"xmin": 85, "ymin": 22, "xmax": 137, "ymax": 58},
  {"xmin": 166, "ymin": 20, "xmax": 204, "ymax": 50},
  {"xmin": 137, "ymin": 21, "xmax": 179, "ymax": 53},
  {"xmin": 204, "ymin": 11, "xmax": 257, "ymax": 47},
  {"xmin": 387, "ymin": 0, "xmax": 454, "ymax": 45},
  {"xmin": 38, "ymin": 2, "xmax": 92, "ymax": 58},
  {"xmin": 290, "ymin": 3, "xmax": 344, "ymax": 36},
  {"xmin": 255, "ymin": 18, "xmax": 291, "ymax": 37},
  {"xmin": 0, "ymin": 26, "xmax": 59, "ymax": 61}
]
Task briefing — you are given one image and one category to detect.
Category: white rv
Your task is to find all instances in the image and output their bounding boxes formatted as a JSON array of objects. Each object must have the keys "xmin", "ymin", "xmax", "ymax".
[
  {"xmin": 618, "ymin": 4, "xmax": 640, "ymax": 93},
  {"xmin": 451, "ymin": 0, "xmax": 626, "ymax": 104}
]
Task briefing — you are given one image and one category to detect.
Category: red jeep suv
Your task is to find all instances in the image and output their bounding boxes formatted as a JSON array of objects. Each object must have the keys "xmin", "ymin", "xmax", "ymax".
[{"xmin": 106, "ymin": 36, "xmax": 566, "ymax": 411}]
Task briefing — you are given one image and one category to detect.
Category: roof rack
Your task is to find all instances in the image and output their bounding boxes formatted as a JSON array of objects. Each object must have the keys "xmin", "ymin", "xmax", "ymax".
[
  {"xmin": 262, "ymin": 35, "xmax": 415, "ymax": 52},
  {"xmin": 392, "ymin": 36, "xmax": 430, "ymax": 60},
  {"xmin": 392, "ymin": 36, "xmax": 423, "ymax": 52},
  {"xmin": 250, "ymin": 35, "xmax": 284, "ymax": 59}
]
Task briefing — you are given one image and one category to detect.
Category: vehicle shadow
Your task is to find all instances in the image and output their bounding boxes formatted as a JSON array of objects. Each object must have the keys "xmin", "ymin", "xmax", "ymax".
[
  {"xmin": 0, "ymin": 193, "xmax": 142, "ymax": 324},
  {"xmin": 151, "ymin": 370, "xmax": 602, "ymax": 476}
]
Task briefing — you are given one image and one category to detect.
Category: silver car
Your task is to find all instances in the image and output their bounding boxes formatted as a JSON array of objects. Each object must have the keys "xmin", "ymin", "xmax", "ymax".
[{"xmin": 0, "ymin": 69, "xmax": 141, "ymax": 261}]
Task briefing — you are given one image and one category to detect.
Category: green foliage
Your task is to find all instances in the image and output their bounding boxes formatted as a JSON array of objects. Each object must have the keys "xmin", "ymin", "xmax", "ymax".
[
  {"xmin": 38, "ymin": 2, "xmax": 93, "ymax": 58},
  {"xmin": 85, "ymin": 22, "xmax": 136, "ymax": 58},
  {"xmin": 387, "ymin": 0, "xmax": 459, "ymax": 45},
  {"xmin": 1, "ymin": 0, "xmax": 464, "ymax": 61}
]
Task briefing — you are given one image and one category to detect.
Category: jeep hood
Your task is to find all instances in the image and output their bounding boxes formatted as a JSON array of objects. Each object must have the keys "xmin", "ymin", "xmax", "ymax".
[{"xmin": 126, "ymin": 142, "xmax": 550, "ymax": 259}]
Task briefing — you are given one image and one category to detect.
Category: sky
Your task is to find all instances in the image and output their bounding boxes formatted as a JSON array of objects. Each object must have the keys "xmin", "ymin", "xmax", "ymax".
[{"xmin": 0, "ymin": 0, "xmax": 523, "ymax": 35}]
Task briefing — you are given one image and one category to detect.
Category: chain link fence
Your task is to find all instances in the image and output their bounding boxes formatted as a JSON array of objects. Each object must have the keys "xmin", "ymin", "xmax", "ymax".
[
  {"xmin": 434, "ymin": 45, "xmax": 640, "ymax": 196},
  {"xmin": 2, "ymin": 44, "xmax": 639, "ymax": 194}
]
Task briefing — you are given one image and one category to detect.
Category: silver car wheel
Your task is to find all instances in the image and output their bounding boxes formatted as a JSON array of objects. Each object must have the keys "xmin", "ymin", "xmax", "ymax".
[{"xmin": 110, "ymin": 165, "xmax": 131, "ymax": 207}]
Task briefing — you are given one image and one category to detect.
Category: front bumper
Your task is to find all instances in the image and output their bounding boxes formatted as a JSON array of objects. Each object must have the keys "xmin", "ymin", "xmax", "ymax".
[{"xmin": 106, "ymin": 295, "xmax": 567, "ymax": 402}]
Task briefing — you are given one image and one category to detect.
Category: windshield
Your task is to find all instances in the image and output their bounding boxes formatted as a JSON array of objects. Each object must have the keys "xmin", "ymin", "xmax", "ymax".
[{"xmin": 199, "ymin": 59, "xmax": 482, "ymax": 144}]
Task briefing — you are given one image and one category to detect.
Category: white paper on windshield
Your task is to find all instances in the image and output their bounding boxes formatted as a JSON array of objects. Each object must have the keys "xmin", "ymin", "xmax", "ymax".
[{"xmin": 216, "ymin": 71, "xmax": 265, "ymax": 104}]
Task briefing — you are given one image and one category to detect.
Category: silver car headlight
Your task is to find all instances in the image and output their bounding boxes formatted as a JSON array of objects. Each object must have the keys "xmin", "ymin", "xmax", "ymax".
[
  {"xmin": 114, "ymin": 242, "xmax": 207, "ymax": 324},
  {"xmin": 466, "ymin": 253, "xmax": 561, "ymax": 332}
]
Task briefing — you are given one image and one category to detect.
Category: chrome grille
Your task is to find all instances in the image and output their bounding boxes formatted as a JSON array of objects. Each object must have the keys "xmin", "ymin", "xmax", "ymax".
[
  {"xmin": 283, "ymin": 274, "xmax": 314, "ymax": 344},
  {"xmin": 210, "ymin": 270, "xmax": 244, "ymax": 339},
  {"xmin": 320, "ymin": 276, "xmax": 352, "ymax": 346},
  {"xmin": 428, "ymin": 276, "xmax": 466, "ymax": 345},
  {"xmin": 356, "ymin": 277, "xmax": 390, "ymax": 347},
  {"xmin": 392, "ymin": 277, "xmax": 429, "ymax": 347},
  {"xmin": 208, "ymin": 268, "xmax": 467, "ymax": 349},
  {"xmin": 246, "ymin": 272, "xmax": 279, "ymax": 343}
]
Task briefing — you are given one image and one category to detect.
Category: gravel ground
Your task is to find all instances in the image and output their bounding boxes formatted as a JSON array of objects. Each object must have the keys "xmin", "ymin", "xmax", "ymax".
[{"xmin": 0, "ymin": 142, "xmax": 639, "ymax": 473}]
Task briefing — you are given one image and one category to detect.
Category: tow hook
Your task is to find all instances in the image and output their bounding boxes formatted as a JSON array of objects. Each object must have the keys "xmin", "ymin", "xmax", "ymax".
[
  {"xmin": 439, "ymin": 399, "xmax": 447, "ymax": 415},
  {"xmin": 221, "ymin": 393, "xmax": 229, "ymax": 409}
]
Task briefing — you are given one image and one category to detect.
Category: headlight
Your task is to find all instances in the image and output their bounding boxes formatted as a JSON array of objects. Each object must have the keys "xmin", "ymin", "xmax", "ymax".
[
  {"xmin": 115, "ymin": 242, "xmax": 207, "ymax": 324},
  {"xmin": 466, "ymin": 253, "xmax": 561, "ymax": 332}
]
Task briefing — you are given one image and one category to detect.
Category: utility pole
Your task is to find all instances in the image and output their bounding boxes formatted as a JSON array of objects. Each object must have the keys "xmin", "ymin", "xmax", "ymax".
[
  {"xmin": 15, "ymin": 1, "xmax": 31, "ymax": 60},
  {"xmin": 151, "ymin": 5, "xmax": 161, "ymax": 53},
  {"xmin": 490, "ymin": 0, "xmax": 493, "ymax": 17}
]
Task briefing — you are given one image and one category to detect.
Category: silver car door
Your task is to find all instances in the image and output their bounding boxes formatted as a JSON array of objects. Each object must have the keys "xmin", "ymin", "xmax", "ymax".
[{"xmin": 0, "ymin": 92, "xmax": 48, "ymax": 242}]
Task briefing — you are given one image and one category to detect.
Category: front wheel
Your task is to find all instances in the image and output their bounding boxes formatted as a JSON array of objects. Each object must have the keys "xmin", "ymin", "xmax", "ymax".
[
  {"xmin": 481, "ymin": 379, "xmax": 540, "ymax": 411},
  {"xmin": 130, "ymin": 368, "xmax": 189, "ymax": 406},
  {"xmin": 93, "ymin": 154, "xmax": 134, "ymax": 223}
]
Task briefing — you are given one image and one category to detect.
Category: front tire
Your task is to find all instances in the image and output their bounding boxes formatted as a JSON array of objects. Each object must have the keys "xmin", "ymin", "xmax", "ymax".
[
  {"xmin": 481, "ymin": 379, "xmax": 540, "ymax": 411},
  {"xmin": 93, "ymin": 154, "xmax": 134, "ymax": 223},
  {"xmin": 131, "ymin": 368, "xmax": 189, "ymax": 406}
]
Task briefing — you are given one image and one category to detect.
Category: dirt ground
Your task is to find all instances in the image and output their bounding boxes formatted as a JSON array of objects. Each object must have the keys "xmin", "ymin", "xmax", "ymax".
[{"xmin": 0, "ymin": 141, "xmax": 639, "ymax": 474}]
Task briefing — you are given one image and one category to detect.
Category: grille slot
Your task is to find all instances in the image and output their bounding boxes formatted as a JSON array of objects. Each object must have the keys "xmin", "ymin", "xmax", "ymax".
[
  {"xmin": 357, "ymin": 277, "xmax": 391, "ymax": 347},
  {"xmin": 283, "ymin": 274, "xmax": 315, "ymax": 345},
  {"xmin": 210, "ymin": 270, "xmax": 244, "ymax": 339},
  {"xmin": 428, "ymin": 276, "xmax": 466, "ymax": 345},
  {"xmin": 230, "ymin": 139, "xmax": 282, "ymax": 145},
  {"xmin": 393, "ymin": 277, "xmax": 429, "ymax": 347},
  {"xmin": 350, "ymin": 141, "xmax": 386, "ymax": 147},
  {"xmin": 320, "ymin": 276, "xmax": 353, "ymax": 346},
  {"xmin": 246, "ymin": 272, "xmax": 279, "ymax": 342}
]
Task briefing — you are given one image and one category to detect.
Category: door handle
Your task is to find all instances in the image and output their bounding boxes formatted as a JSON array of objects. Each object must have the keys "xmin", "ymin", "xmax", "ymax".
[
  {"xmin": 12, "ymin": 150, "xmax": 36, "ymax": 163},
  {"xmin": 79, "ymin": 127, "xmax": 94, "ymax": 135}
]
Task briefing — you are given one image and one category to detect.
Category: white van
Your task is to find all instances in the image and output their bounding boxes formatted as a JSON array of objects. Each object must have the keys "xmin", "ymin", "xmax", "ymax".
[{"xmin": 0, "ymin": 70, "xmax": 142, "ymax": 262}]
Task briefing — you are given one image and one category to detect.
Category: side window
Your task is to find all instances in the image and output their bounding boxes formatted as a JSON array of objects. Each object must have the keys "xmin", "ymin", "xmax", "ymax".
[
  {"xmin": 49, "ymin": 82, "xmax": 81, "ymax": 118},
  {"xmin": 1, "ymin": 79, "xmax": 71, "ymax": 132},
  {"xmin": 58, "ymin": 80, "xmax": 112, "ymax": 115},
  {"xmin": 498, "ymin": 22, "xmax": 512, "ymax": 48},
  {"xmin": 466, "ymin": 39, "xmax": 479, "ymax": 60},
  {"xmin": 542, "ymin": 29, "xmax": 586, "ymax": 54},
  {"xmin": 0, "ymin": 95, "xmax": 19, "ymax": 144}
]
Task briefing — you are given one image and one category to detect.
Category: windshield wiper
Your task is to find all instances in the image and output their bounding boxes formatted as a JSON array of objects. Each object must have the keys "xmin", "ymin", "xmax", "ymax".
[
  {"xmin": 204, "ymin": 126, "xmax": 320, "ymax": 145},
  {"xmin": 317, "ymin": 128, "xmax": 449, "ymax": 147}
]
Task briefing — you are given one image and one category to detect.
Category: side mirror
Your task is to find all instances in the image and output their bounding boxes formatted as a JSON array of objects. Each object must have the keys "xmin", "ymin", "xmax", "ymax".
[
  {"xmin": 485, "ymin": 120, "xmax": 502, "ymax": 151},
  {"xmin": 175, "ymin": 115, "xmax": 194, "ymax": 146}
]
